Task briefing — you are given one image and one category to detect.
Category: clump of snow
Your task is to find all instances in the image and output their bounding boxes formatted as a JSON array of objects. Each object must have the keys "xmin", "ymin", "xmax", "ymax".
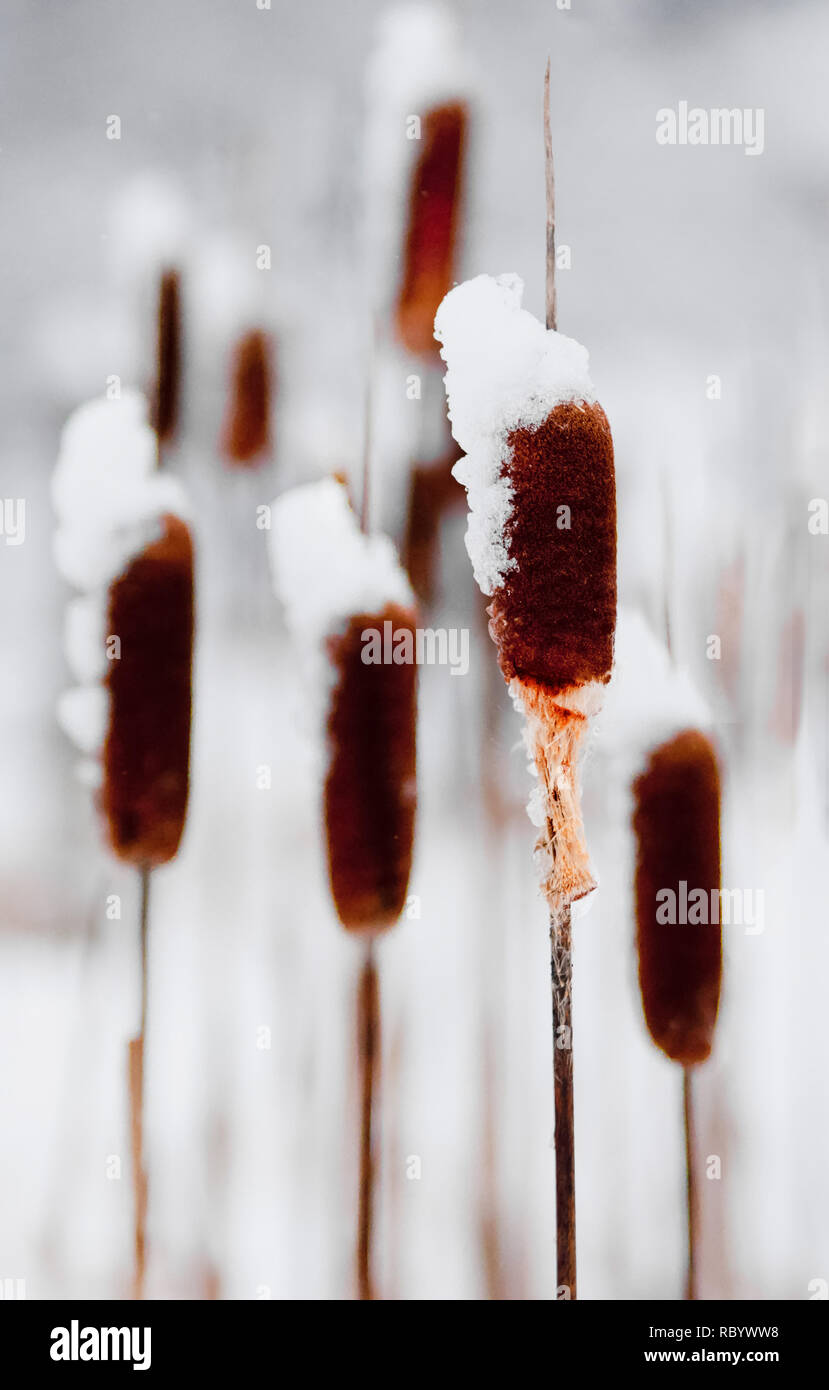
[
  {"xmin": 594, "ymin": 608, "xmax": 711, "ymax": 782},
  {"xmin": 54, "ymin": 391, "xmax": 189, "ymax": 590},
  {"xmin": 434, "ymin": 274, "xmax": 597, "ymax": 594},
  {"xmin": 268, "ymin": 478, "xmax": 416, "ymax": 767},
  {"xmin": 107, "ymin": 172, "xmax": 190, "ymax": 289},
  {"xmin": 269, "ymin": 478, "xmax": 414, "ymax": 649},
  {"xmin": 367, "ymin": 1, "xmax": 471, "ymax": 117},
  {"xmin": 54, "ymin": 390, "xmax": 190, "ymax": 760}
]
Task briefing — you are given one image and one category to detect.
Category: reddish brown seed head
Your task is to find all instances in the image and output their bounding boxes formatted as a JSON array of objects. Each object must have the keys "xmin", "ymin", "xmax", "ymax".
[
  {"xmin": 102, "ymin": 513, "xmax": 194, "ymax": 866},
  {"xmin": 152, "ymin": 269, "xmax": 182, "ymax": 444},
  {"xmin": 489, "ymin": 400, "xmax": 617, "ymax": 693},
  {"xmin": 324, "ymin": 603, "xmax": 417, "ymax": 932},
  {"xmin": 396, "ymin": 101, "xmax": 467, "ymax": 357},
  {"xmin": 632, "ymin": 729, "xmax": 722, "ymax": 1066},
  {"xmin": 222, "ymin": 329, "xmax": 273, "ymax": 466}
]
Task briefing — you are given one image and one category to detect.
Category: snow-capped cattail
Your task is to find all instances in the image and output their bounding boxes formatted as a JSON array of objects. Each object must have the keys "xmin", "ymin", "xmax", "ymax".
[
  {"xmin": 54, "ymin": 389, "xmax": 194, "ymax": 1297},
  {"xmin": 54, "ymin": 391, "xmax": 194, "ymax": 864},
  {"xmin": 599, "ymin": 609, "xmax": 722, "ymax": 1298},
  {"xmin": 269, "ymin": 477, "xmax": 417, "ymax": 932},
  {"xmin": 436, "ymin": 270, "xmax": 616, "ymax": 1299},
  {"xmin": 221, "ymin": 329, "xmax": 273, "ymax": 467},
  {"xmin": 269, "ymin": 476, "xmax": 417, "ymax": 1298},
  {"xmin": 435, "ymin": 273, "xmax": 616, "ymax": 901},
  {"xmin": 366, "ymin": 2, "xmax": 471, "ymax": 356}
]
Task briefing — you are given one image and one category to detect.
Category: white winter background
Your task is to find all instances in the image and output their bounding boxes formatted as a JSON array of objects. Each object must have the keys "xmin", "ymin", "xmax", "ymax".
[{"xmin": 0, "ymin": 0, "xmax": 827, "ymax": 1300}]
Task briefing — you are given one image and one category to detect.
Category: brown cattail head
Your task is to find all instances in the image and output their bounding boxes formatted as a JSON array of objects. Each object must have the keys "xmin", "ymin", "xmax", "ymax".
[
  {"xmin": 491, "ymin": 400, "xmax": 616, "ymax": 694},
  {"xmin": 396, "ymin": 101, "xmax": 467, "ymax": 357},
  {"xmin": 633, "ymin": 729, "xmax": 722, "ymax": 1066},
  {"xmin": 152, "ymin": 269, "xmax": 181, "ymax": 444},
  {"xmin": 102, "ymin": 513, "xmax": 194, "ymax": 866},
  {"xmin": 222, "ymin": 329, "xmax": 273, "ymax": 466},
  {"xmin": 324, "ymin": 603, "xmax": 418, "ymax": 932}
]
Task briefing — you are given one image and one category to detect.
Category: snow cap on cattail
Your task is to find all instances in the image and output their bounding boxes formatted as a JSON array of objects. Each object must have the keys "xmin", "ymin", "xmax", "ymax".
[
  {"xmin": 54, "ymin": 391, "xmax": 194, "ymax": 865},
  {"xmin": 269, "ymin": 478, "xmax": 417, "ymax": 931}
]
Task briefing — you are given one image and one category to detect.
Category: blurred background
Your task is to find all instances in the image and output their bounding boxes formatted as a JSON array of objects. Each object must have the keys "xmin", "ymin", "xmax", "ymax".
[{"xmin": 0, "ymin": 0, "xmax": 827, "ymax": 1299}]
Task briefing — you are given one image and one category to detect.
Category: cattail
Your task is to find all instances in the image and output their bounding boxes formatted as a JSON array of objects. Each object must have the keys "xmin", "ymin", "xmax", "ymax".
[
  {"xmin": 435, "ymin": 274, "xmax": 616, "ymax": 895},
  {"xmin": 325, "ymin": 605, "xmax": 417, "ymax": 928},
  {"xmin": 269, "ymin": 476, "xmax": 417, "ymax": 1297},
  {"xmin": 396, "ymin": 99, "xmax": 467, "ymax": 357},
  {"xmin": 54, "ymin": 392, "xmax": 194, "ymax": 862},
  {"xmin": 221, "ymin": 328, "xmax": 273, "ymax": 466},
  {"xmin": 435, "ymin": 271, "xmax": 616, "ymax": 1298},
  {"xmin": 152, "ymin": 269, "xmax": 182, "ymax": 445},
  {"xmin": 102, "ymin": 513, "xmax": 194, "ymax": 864},
  {"xmin": 402, "ymin": 437, "xmax": 463, "ymax": 603},
  {"xmin": 633, "ymin": 729, "xmax": 722, "ymax": 1066},
  {"xmin": 54, "ymin": 389, "xmax": 194, "ymax": 1297},
  {"xmin": 366, "ymin": 2, "xmax": 471, "ymax": 356},
  {"xmin": 602, "ymin": 609, "xmax": 722, "ymax": 1297}
]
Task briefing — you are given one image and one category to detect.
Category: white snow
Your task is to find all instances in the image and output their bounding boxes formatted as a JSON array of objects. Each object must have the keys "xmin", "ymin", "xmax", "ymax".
[
  {"xmin": 594, "ymin": 608, "xmax": 711, "ymax": 781},
  {"xmin": 434, "ymin": 273, "xmax": 597, "ymax": 593},
  {"xmin": 268, "ymin": 477, "xmax": 414, "ymax": 649},
  {"xmin": 56, "ymin": 685, "xmax": 108, "ymax": 757},
  {"xmin": 53, "ymin": 390, "xmax": 190, "ymax": 759},
  {"xmin": 107, "ymin": 172, "xmax": 190, "ymax": 287}
]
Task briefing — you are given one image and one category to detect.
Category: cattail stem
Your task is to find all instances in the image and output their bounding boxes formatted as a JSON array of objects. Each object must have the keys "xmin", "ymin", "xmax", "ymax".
[
  {"xmin": 356, "ymin": 941, "xmax": 380, "ymax": 1299},
  {"xmin": 683, "ymin": 1066, "xmax": 699, "ymax": 1300},
  {"xmin": 129, "ymin": 865, "xmax": 151, "ymax": 1298},
  {"xmin": 152, "ymin": 269, "xmax": 181, "ymax": 449},
  {"xmin": 544, "ymin": 60, "xmax": 557, "ymax": 333},
  {"xmin": 550, "ymin": 901, "xmax": 576, "ymax": 1298}
]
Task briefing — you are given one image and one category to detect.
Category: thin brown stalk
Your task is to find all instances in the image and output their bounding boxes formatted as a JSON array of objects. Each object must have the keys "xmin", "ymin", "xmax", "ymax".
[
  {"xmin": 684, "ymin": 1066, "xmax": 700, "ymax": 1300},
  {"xmin": 152, "ymin": 269, "xmax": 181, "ymax": 447},
  {"xmin": 129, "ymin": 865, "xmax": 151, "ymax": 1298},
  {"xmin": 544, "ymin": 60, "xmax": 557, "ymax": 333},
  {"xmin": 356, "ymin": 941, "xmax": 380, "ymax": 1300},
  {"xmin": 550, "ymin": 900, "xmax": 576, "ymax": 1298}
]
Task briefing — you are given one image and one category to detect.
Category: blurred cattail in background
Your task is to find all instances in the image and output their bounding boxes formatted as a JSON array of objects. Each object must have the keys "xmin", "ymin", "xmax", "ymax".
[
  {"xmin": 221, "ymin": 329, "xmax": 273, "ymax": 468},
  {"xmin": 365, "ymin": 2, "xmax": 472, "ymax": 582},
  {"xmin": 53, "ymin": 390, "xmax": 195, "ymax": 1296},
  {"xmin": 269, "ymin": 476, "xmax": 417, "ymax": 1298},
  {"xmin": 602, "ymin": 611, "xmax": 722, "ymax": 1299}
]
